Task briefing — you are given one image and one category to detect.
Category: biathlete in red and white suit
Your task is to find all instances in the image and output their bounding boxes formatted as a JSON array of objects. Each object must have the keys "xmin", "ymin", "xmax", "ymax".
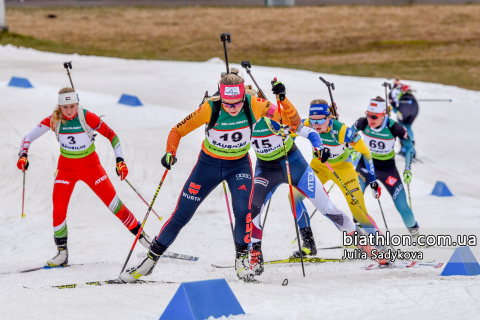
[{"xmin": 17, "ymin": 88, "xmax": 152, "ymax": 267}]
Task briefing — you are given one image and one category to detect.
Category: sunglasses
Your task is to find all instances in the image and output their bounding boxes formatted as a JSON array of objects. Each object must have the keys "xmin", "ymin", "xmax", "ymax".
[
  {"xmin": 222, "ymin": 100, "xmax": 244, "ymax": 109},
  {"xmin": 365, "ymin": 112, "xmax": 385, "ymax": 120},
  {"xmin": 310, "ymin": 118, "xmax": 328, "ymax": 125}
]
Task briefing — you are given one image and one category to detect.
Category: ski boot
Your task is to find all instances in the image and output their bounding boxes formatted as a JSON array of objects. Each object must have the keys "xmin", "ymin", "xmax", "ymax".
[
  {"xmin": 235, "ymin": 245, "xmax": 256, "ymax": 282},
  {"xmin": 250, "ymin": 242, "xmax": 264, "ymax": 276},
  {"xmin": 292, "ymin": 227, "xmax": 317, "ymax": 258},
  {"xmin": 408, "ymin": 222, "xmax": 430, "ymax": 247},
  {"xmin": 120, "ymin": 240, "xmax": 166, "ymax": 283},
  {"xmin": 46, "ymin": 237, "xmax": 68, "ymax": 267},
  {"xmin": 130, "ymin": 224, "xmax": 152, "ymax": 249}
]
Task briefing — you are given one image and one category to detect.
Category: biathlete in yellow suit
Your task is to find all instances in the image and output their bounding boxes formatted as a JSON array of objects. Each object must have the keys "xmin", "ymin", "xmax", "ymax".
[{"xmin": 290, "ymin": 99, "xmax": 383, "ymax": 257}]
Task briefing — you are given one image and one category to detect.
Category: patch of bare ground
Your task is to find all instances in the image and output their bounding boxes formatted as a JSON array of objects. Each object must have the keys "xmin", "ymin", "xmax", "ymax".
[{"xmin": 3, "ymin": 5, "xmax": 480, "ymax": 89}]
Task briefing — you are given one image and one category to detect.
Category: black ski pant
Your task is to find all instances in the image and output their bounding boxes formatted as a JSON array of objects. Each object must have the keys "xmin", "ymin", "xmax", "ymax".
[{"xmin": 156, "ymin": 150, "xmax": 253, "ymax": 250}]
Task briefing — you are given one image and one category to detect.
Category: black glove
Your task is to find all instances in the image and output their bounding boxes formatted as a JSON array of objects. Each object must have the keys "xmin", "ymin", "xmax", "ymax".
[
  {"xmin": 271, "ymin": 80, "xmax": 286, "ymax": 101},
  {"xmin": 314, "ymin": 148, "xmax": 330, "ymax": 163},
  {"xmin": 161, "ymin": 152, "xmax": 177, "ymax": 170}
]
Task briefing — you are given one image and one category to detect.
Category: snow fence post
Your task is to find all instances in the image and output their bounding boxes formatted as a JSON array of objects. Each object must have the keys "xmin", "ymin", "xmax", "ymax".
[
  {"xmin": 441, "ymin": 246, "xmax": 480, "ymax": 276},
  {"xmin": 431, "ymin": 181, "xmax": 453, "ymax": 197},
  {"xmin": 118, "ymin": 94, "xmax": 142, "ymax": 107},
  {"xmin": 0, "ymin": 0, "xmax": 7, "ymax": 32},
  {"xmin": 160, "ymin": 278, "xmax": 245, "ymax": 320},
  {"xmin": 8, "ymin": 77, "xmax": 33, "ymax": 88}
]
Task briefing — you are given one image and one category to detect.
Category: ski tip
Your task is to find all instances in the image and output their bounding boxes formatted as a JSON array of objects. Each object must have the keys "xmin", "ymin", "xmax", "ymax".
[{"xmin": 21, "ymin": 213, "xmax": 26, "ymax": 219}]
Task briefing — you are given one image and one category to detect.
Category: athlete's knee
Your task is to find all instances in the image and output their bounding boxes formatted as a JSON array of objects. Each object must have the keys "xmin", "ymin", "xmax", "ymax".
[
  {"xmin": 169, "ymin": 210, "xmax": 193, "ymax": 228},
  {"xmin": 322, "ymin": 199, "xmax": 355, "ymax": 232}
]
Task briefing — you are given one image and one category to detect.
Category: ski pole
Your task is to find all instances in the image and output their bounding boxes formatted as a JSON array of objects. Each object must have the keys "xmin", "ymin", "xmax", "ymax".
[
  {"xmin": 377, "ymin": 198, "xmax": 389, "ymax": 231},
  {"xmin": 241, "ymin": 61, "xmax": 268, "ymax": 100},
  {"xmin": 319, "ymin": 155, "xmax": 382, "ymax": 232},
  {"xmin": 291, "ymin": 183, "xmax": 335, "ymax": 243},
  {"xmin": 274, "ymin": 80, "xmax": 305, "ymax": 277},
  {"xmin": 220, "ymin": 33, "xmax": 231, "ymax": 74},
  {"xmin": 262, "ymin": 197, "xmax": 272, "ymax": 230},
  {"xmin": 418, "ymin": 99, "xmax": 452, "ymax": 102},
  {"xmin": 222, "ymin": 180, "xmax": 235, "ymax": 240},
  {"xmin": 63, "ymin": 61, "xmax": 75, "ymax": 89},
  {"xmin": 319, "ymin": 77, "xmax": 339, "ymax": 119},
  {"xmin": 119, "ymin": 168, "xmax": 170, "ymax": 276},
  {"xmin": 21, "ymin": 170, "xmax": 26, "ymax": 219},
  {"xmin": 407, "ymin": 182, "xmax": 412, "ymax": 209},
  {"xmin": 124, "ymin": 179, "xmax": 162, "ymax": 221}
]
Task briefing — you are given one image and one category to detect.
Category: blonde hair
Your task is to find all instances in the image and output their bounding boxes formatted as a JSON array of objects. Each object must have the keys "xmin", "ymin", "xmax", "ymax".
[
  {"xmin": 372, "ymin": 96, "xmax": 392, "ymax": 114},
  {"xmin": 245, "ymin": 84, "xmax": 257, "ymax": 97},
  {"xmin": 310, "ymin": 99, "xmax": 336, "ymax": 119},
  {"xmin": 51, "ymin": 87, "xmax": 75, "ymax": 130},
  {"xmin": 209, "ymin": 68, "xmax": 245, "ymax": 102}
]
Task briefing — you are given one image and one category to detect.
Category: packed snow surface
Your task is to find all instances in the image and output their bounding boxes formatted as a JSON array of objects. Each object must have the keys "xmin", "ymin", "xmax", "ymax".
[{"xmin": 1, "ymin": 45, "xmax": 480, "ymax": 320}]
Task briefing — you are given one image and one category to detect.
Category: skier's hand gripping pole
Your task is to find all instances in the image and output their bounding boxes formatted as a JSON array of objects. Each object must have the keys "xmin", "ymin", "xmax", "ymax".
[
  {"xmin": 273, "ymin": 77, "xmax": 305, "ymax": 277},
  {"xmin": 119, "ymin": 166, "xmax": 171, "ymax": 276},
  {"xmin": 124, "ymin": 179, "xmax": 163, "ymax": 221}
]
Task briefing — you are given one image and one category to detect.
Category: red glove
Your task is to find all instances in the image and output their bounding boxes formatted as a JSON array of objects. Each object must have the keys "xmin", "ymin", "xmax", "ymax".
[
  {"xmin": 116, "ymin": 158, "xmax": 128, "ymax": 181},
  {"xmin": 17, "ymin": 155, "xmax": 29, "ymax": 171}
]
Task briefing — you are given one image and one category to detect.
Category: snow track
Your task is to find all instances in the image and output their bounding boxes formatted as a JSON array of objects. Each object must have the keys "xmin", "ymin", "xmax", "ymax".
[{"xmin": 1, "ymin": 45, "xmax": 480, "ymax": 319}]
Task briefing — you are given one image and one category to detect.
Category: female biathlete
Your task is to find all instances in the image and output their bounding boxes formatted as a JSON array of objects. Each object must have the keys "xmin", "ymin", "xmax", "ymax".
[
  {"xmin": 352, "ymin": 97, "xmax": 419, "ymax": 237},
  {"xmin": 120, "ymin": 69, "xmax": 303, "ymax": 283},
  {"xmin": 248, "ymin": 85, "xmax": 387, "ymax": 274},
  {"xmin": 289, "ymin": 99, "xmax": 383, "ymax": 258},
  {"xmin": 17, "ymin": 88, "xmax": 152, "ymax": 267},
  {"xmin": 389, "ymin": 79, "xmax": 419, "ymax": 156}
]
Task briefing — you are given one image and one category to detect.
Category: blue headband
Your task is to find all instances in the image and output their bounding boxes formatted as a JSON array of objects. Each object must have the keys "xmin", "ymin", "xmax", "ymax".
[{"xmin": 309, "ymin": 104, "xmax": 331, "ymax": 116}]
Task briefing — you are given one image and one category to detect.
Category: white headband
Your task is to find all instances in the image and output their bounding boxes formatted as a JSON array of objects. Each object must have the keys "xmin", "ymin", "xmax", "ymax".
[
  {"xmin": 367, "ymin": 100, "xmax": 386, "ymax": 113},
  {"xmin": 58, "ymin": 92, "xmax": 79, "ymax": 105}
]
